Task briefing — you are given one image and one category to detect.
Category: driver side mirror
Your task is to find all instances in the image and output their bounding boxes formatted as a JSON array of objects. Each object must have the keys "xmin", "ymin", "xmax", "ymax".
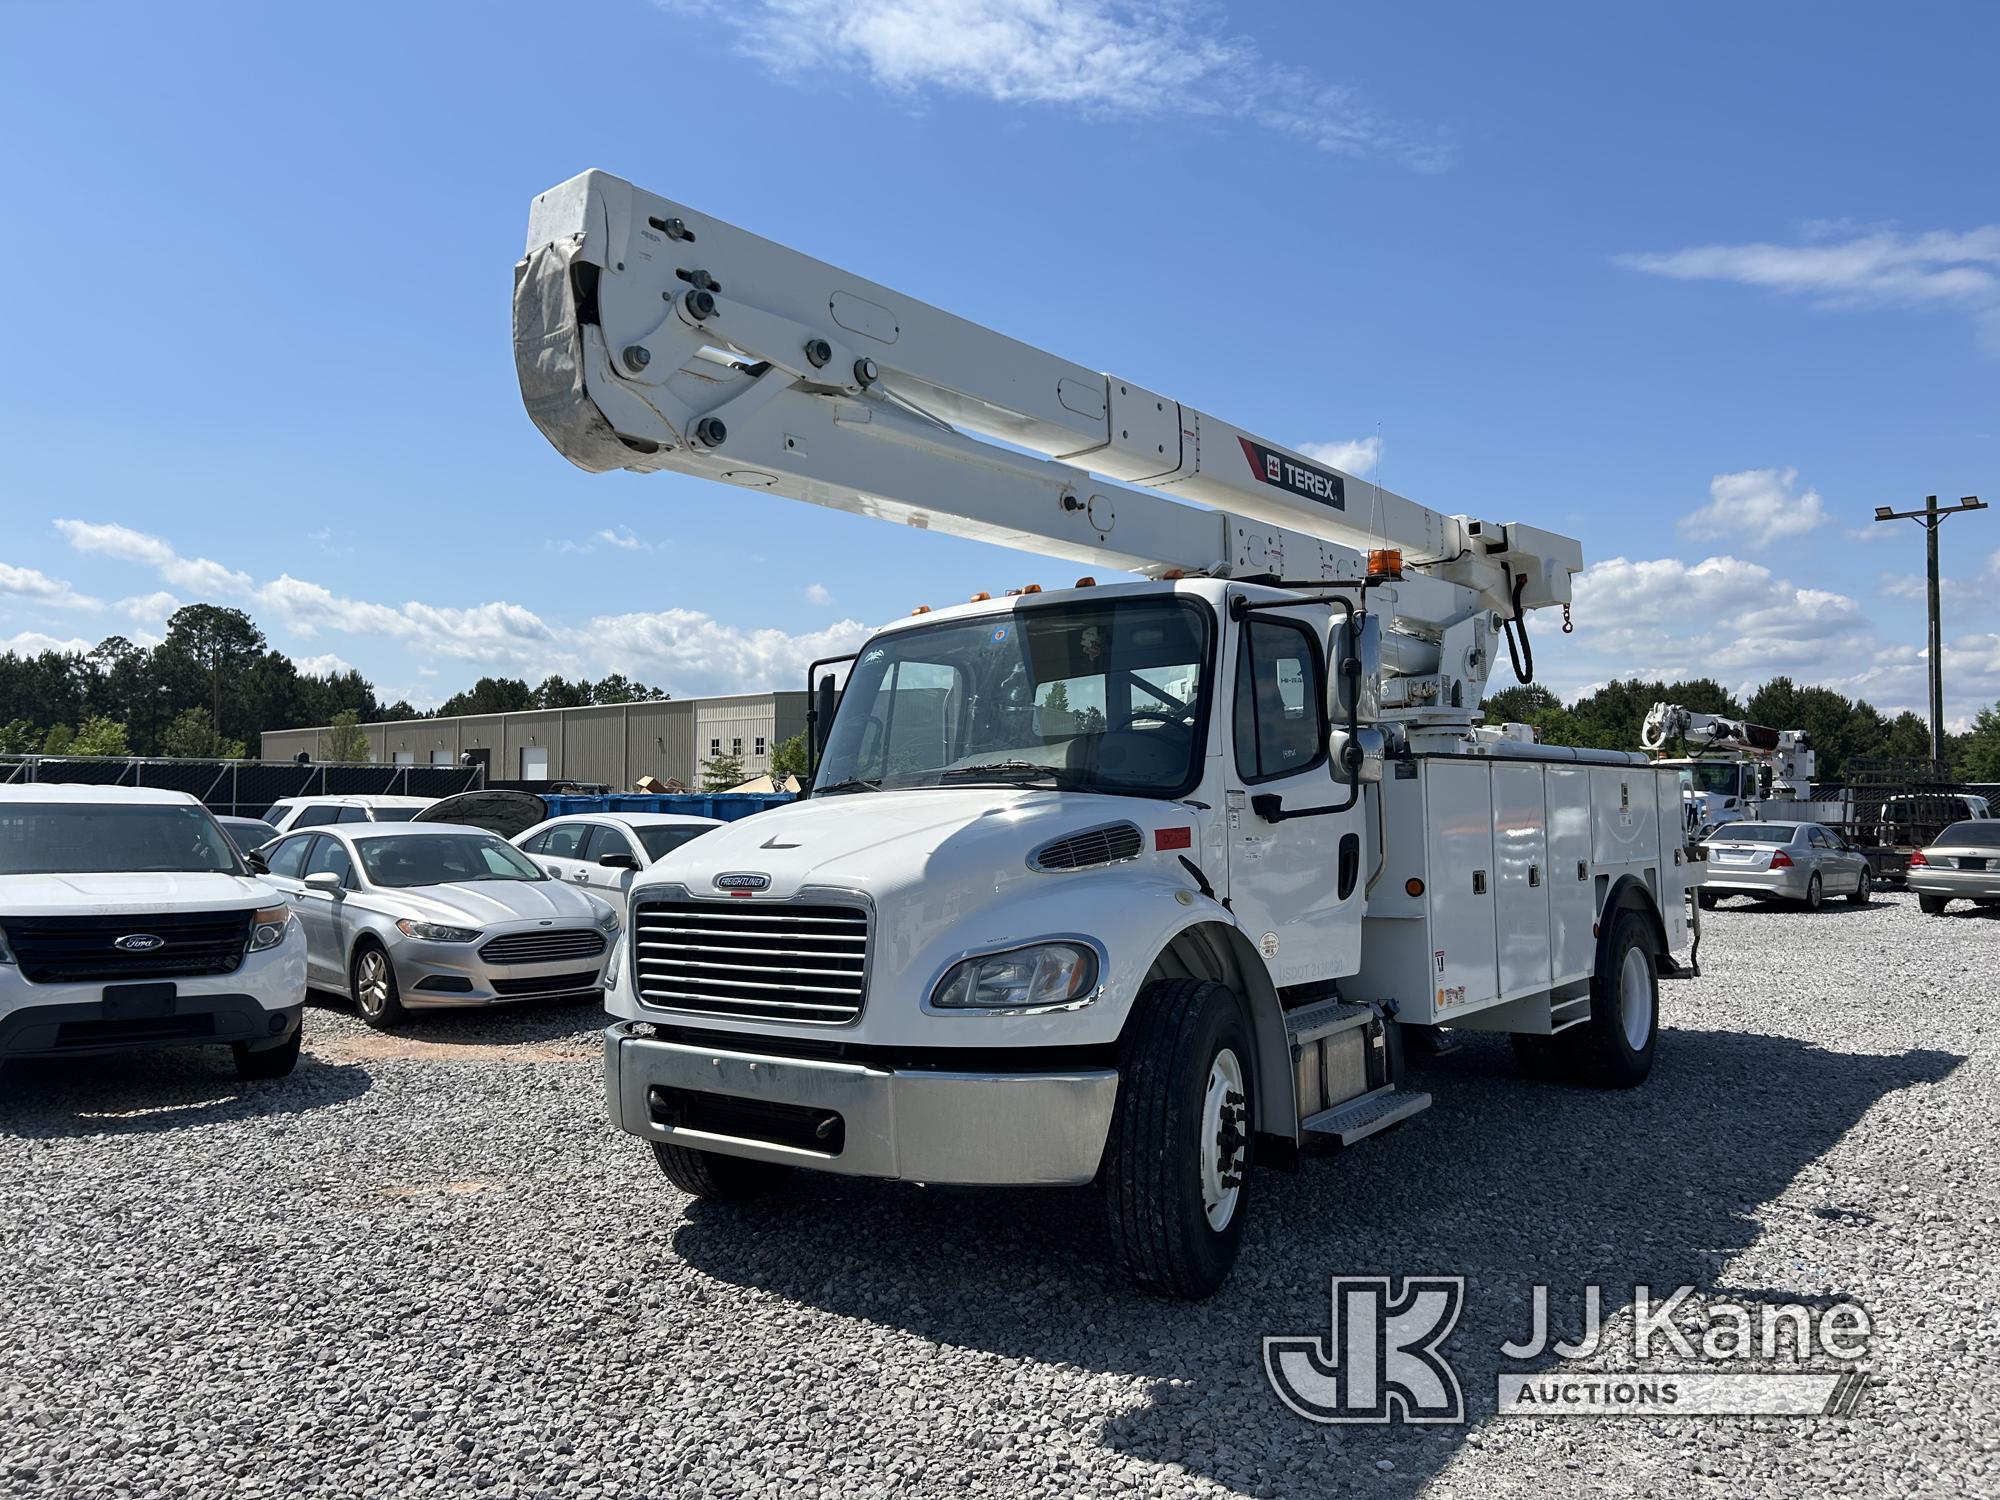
[
  {"xmin": 1327, "ymin": 612, "xmax": 1381, "ymax": 725},
  {"xmin": 244, "ymin": 851, "xmax": 269, "ymax": 874},
  {"xmin": 597, "ymin": 852, "xmax": 639, "ymax": 871},
  {"xmin": 812, "ymin": 672, "xmax": 839, "ymax": 757}
]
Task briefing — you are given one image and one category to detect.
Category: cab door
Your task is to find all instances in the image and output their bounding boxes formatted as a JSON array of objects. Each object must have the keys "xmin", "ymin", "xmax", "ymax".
[{"xmin": 1223, "ymin": 610, "xmax": 1364, "ymax": 989}]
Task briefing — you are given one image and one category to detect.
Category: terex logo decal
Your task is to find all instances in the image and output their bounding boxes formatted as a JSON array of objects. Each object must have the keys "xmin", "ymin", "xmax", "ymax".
[{"xmin": 1239, "ymin": 437, "xmax": 1347, "ymax": 511}]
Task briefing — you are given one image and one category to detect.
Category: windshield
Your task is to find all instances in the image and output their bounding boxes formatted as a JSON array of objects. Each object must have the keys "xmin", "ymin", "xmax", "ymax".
[
  {"xmin": 1681, "ymin": 763, "xmax": 1744, "ymax": 796},
  {"xmin": 1708, "ymin": 824, "xmax": 1795, "ymax": 844},
  {"xmin": 636, "ymin": 826, "xmax": 715, "ymax": 861},
  {"xmin": 1936, "ymin": 820, "xmax": 2000, "ymax": 847},
  {"xmin": 0, "ymin": 803, "xmax": 243, "ymax": 876},
  {"xmin": 816, "ymin": 597, "xmax": 1211, "ymax": 798},
  {"xmin": 354, "ymin": 833, "xmax": 545, "ymax": 887}
]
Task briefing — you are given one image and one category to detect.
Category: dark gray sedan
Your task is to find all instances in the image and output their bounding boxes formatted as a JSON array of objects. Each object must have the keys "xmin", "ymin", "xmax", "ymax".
[
  {"xmin": 1698, "ymin": 821, "xmax": 1872, "ymax": 910},
  {"xmin": 252, "ymin": 823, "xmax": 618, "ymax": 1028}
]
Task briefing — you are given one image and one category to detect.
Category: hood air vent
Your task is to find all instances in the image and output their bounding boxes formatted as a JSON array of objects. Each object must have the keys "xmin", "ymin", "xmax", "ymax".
[{"xmin": 1030, "ymin": 822, "xmax": 1145, "ymax": 872}]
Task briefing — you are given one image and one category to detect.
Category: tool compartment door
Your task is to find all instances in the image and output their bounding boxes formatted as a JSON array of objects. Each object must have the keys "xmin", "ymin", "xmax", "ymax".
[
  {"xmin": 1424, "ymin": 758, "xmax": 1498, "ymax": 1014},
  {"xmin": 1492, "ymin": 762, "xmax": 1552, "ymax": 1000},
  {"xmin": 1545, "ymin": 763, "xmax": 1595, "ymax": 985}
]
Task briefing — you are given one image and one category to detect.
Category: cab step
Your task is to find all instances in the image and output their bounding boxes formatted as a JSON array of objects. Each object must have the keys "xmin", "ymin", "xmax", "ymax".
[
  {"xmin": 1301, "ymin": 1086, "xmax": 1433, "ymax": 1147},
  {"xmin": 1283, "ymin": 998, "xmax": 1375, "ymax": 1047}
]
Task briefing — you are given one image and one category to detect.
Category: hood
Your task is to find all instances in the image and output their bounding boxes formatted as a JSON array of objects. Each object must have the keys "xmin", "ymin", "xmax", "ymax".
[
  {"xmin": 413, "ymin": 790, "xmax": 549, "ymax": 838},
  {"xmin": 638, "ymin": 787, "xmax": 1180, "ymax": 902},
  {"xmin": 382, "ymin": 876, "xmax": 607, "ymax": 928},
  {"xmin": 0, "ymin": 871, "xmax": 275, "ymax": 919}
]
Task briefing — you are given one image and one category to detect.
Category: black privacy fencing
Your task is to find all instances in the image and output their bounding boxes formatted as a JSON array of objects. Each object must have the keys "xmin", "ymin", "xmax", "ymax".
[{"xmin": 0, "ymin": 756, "xmax": 483, "ymax": 818}]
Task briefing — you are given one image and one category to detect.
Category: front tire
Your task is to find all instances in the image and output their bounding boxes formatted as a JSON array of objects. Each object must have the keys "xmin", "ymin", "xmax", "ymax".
[
  {"xmin": 1918, "ymin": 893, "xmax": 1950, "ymax": 916},
  {"xmin": 233, "ymin": 1022, "xmax": 301, "ymax": 1081},
  {"xmin": 350, "ymin": 942, "xmax": 406, "ymax": 1030},
  {"xmin": 1848, "ymin": 869, "xmax": 1872, "ymax": 905},
  {"xmin": 651, "ymin": 1143, "xmax": 793, "ymax": 1200},
  {"xmin": 1549, "ymin": 909, "xmax": 1658, "ymax": 1088},
  {"xmin": 1100, "ymin": 977, "xmax": 1254, "ymax": 1299}
]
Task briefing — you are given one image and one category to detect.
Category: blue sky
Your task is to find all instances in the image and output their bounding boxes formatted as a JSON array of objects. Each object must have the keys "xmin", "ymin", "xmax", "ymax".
[{"xmin": 2, "ymin": 1, "xmax": 1995, "ymax": 724}]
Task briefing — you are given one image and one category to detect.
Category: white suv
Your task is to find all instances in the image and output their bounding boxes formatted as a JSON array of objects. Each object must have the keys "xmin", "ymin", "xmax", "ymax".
[
  {"xmin": 0, "ymin": 786, "xmax": 308, "ymax": 1080},
  {"xmin": 263, "ymin": 794, "xmax": 437, "ymax": 834}
]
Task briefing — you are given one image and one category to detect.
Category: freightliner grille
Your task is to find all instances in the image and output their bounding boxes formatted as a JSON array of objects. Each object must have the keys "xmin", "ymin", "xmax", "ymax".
[
  {"xmin": 631, "ymin": 899, "xmax": 867, "ymax": 1025},
  {"xmin": 478, "ymin": 929, "xmax": 606, "ymax": 965},
  {"xmin": 2, "ymin": 909, "xmax": 253, "ymax": 985}
]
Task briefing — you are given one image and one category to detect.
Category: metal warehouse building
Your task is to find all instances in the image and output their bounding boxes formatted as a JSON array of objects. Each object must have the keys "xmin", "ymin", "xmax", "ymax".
[{"xmin": 260, "ymin": 691, "xmax": 808, "ymax": 788}]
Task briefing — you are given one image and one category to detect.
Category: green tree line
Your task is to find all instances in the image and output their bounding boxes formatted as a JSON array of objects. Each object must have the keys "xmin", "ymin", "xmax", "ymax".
[
  {"xmin": 1483, "ymin": 676, "xmax": 2000, "ymax": 783},
  {"xmin": 0, "ymin": 604, "xmax": 670, "ymax": 760}
]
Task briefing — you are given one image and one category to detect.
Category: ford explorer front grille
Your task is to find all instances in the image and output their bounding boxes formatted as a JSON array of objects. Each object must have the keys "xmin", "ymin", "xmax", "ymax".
[
  {"xmin": 478, "ymin": 929, "xmax": 607, "ymax": 965},
  {"xmin": 631, "ymin": 899, "xmax": 868, "ymax": 1025},
  {"xmin": 1, "ymin": 909, "xmax": 253, "ymax": 985}
]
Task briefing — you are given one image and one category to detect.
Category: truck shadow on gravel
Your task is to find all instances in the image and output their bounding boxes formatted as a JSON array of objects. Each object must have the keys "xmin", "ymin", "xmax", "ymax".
[
  {"xmin": 669, "ymin": 1026, "xmax": 1960, "ymax": 1498},
  {"xmin": 0, "ymin": 1049, "xmax": 372, "ymax": 1138}
]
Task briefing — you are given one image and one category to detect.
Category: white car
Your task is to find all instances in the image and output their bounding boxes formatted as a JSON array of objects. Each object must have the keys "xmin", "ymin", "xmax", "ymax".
[
  {"xmin": 514, "ymin": 813, "xmax": 724, "ymax": 896},
  {"xmin": 262, "ymin": 794, "xmax": 437, "ymax": 834},
  {"xmin": 0, "ymin": 786, "xmax": 307, "ymax": 1079}
]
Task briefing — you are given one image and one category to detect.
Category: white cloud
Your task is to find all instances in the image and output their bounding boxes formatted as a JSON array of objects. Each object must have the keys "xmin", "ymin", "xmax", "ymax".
[
  {"xmin": 53, "ymin": 518, "xmax": 252, "ymax": 596},
  {"xmin": 1616, "ymin": 224, "xmax": 2000, "ymax": 352},
  {"xmin": 1878, "ymin": 572, "xmax": 1976, "ymax": 604},
  {"xmin": 586, "ymin": 608, "xmax": 872, "ymax": 698},
  {"xmin": 1679, "ymin": 467, "xmax": 1827, "ymax": 549},
  {"xmin": 118, "ymin": 591, "xmax": 182, "ymax": 626},
  {"xmin": 0, "ymin": 561, "xmax": 98, "ymax": 610},
  {"xmin": 804, "ymin": 582, "xmax": 835, "ymax": 606},
  {"xmin": 0, "ymin": 630, "xmax": 96, "ymax": 657},
  {"xmin": 290, "ymin": 652, "xmax": 355, "ymax": 678},
  {"xmin": 660, "ymin": 0, "xmax": 1449, "ymax": 170},
  {"xmin": 1297, "ymin": 436, "xmax": 1381, "ymax": 477},
  {"xmin": 595, "ymin": 525, "xmax": 654, "ymax": 552}
]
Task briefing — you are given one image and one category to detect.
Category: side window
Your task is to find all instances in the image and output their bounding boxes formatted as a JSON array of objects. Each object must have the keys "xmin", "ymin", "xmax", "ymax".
[
  {"xmin": 583, "ymin": 824, "xmax": 637, "ymax": 862},
  {"xmin": 1233, "ymin": 618, "xmax": 1325, "ymax": 782},
  {"xmin": 304, "ymin": 836, "xmax": 355, "ymax": 887},
  {"xmin": 542, "ymin": 823, "xmax": 589, "ymax": 859},
  {"xmin": 291, "ymin": 803, "xmax": 339, "ymax": 829},
  {"xmin": 519, "ymin": 829, "xmax": 550, "ymax": 855},
  {"xmin": 265, "ymin": 834, "xmax": 314, "ymax": 879},
  {"xmin": 1807, "ymin": 828, "xmax": 1831, "ymax": 849},
  {"xmin": 337, "ymin": 806, "xmax": 372, "ymax": 824}
]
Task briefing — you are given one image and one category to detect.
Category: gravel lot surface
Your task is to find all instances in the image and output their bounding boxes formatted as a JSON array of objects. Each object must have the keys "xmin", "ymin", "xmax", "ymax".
[{"xmin": 2, "ymin": 890, "xmax": 1994, "ymax": 1498}]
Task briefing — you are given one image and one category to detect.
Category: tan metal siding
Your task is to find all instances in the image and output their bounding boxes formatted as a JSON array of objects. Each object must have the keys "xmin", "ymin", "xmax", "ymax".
[{"xmin": 560, "ymin": 706, "xmax": 627, "ymax": 785}]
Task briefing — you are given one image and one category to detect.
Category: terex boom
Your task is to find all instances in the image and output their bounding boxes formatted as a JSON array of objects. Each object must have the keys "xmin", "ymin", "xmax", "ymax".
[{"xmin": 514, "ymin": 170, "xmax": 1699, "ymax": 1297}]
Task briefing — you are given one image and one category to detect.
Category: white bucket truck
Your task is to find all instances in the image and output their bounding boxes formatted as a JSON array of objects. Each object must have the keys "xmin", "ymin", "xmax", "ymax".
[{"xmin": 514, "ymin": 171, "xmax": 1698, "ymax": 1296}]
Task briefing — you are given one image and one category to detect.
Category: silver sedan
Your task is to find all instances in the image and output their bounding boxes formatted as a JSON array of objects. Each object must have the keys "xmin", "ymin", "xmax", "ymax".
[
  {"xmin": 1908, "ymin": 820, "xmax": 2000, "ymax": 915},
  {"xmin": 251, "ymin": 823, "xmax": 618, "ymax": 1028},
  {"xmin": 1698, "ymin": 820, "xmax": 1873, "ymax": 910}
]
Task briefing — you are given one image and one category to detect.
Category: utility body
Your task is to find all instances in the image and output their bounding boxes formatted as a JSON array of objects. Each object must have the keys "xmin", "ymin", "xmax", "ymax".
[{"xmin": 516, "ymin": 170, "xmax": 1699, "ymax": 1295}]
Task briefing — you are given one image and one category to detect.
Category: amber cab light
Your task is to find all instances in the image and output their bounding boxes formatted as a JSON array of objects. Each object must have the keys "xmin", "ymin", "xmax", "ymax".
[{"xmin": 1367, "ymin": 548, "xmax": 1404, "ymax": 579}]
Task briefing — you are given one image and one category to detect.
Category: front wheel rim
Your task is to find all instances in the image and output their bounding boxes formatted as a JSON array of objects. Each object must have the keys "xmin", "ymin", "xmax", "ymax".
[
  {"xmin": 1200, "ymin": 1048, "xmax": 1247, "ymax": 1232},
  {"xmin": 357, "ymin": 952, "xmax": 390, "ymax": 1014},
  {"xmin": 1619, "ymin": 947, "xmax": 1653, "ymax": 1051}
]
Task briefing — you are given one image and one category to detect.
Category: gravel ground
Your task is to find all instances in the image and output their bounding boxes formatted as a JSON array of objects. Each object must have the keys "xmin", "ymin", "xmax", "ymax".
[{"xmin": 1, "ymin": 890, "xmax": 1994, "ymax": 1499}]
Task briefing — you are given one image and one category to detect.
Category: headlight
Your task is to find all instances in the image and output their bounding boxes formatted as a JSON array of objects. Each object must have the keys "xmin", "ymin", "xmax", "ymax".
[
  {"xmin": 247, "ymin": 904, "xmax": 291, "ymax": 952},
  {"xmin": 395, "ymin": 919, "xmax": 481, "ymax": 942},
  {"xmin": 931, "ymin": 942, "xmax": 1099, "ymax": 1012}
]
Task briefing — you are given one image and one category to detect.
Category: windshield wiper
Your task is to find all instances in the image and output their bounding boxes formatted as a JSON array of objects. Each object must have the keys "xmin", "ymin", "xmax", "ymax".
[
  {"xmin": 936, "ymin": 760, "xmax": 1078, "ymax": 788},
  {"xmin": 813, "ymin": 777, "xmax": 883, "ymax": 796}
]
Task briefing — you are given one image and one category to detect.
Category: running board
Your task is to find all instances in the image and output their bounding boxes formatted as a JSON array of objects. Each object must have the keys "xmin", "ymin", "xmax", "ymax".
[{"xmin": 1301, "ymin": 1087, "xmax": 1433, "ymax": 1147}]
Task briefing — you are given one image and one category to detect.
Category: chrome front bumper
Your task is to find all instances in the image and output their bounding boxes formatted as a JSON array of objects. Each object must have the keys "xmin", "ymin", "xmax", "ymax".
[{"xmin": 605, "ymin": 1023, "xmax": 1118, "ymax": 1186}]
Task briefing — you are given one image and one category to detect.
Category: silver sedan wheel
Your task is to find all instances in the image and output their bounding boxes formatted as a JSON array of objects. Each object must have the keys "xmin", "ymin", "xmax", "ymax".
[
  {"xmin": 354, "ymin": 949, "xmax": 393, "ymax": 1017},
  {"xmin": 1619, "ymin": 946, "xmax": 1653, "ymax": 1052}
]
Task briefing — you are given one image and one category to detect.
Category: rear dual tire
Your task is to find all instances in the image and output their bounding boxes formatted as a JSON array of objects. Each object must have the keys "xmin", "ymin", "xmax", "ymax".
[{"xmin": 1512, "ymin": 909, "xmax": 1657, "ymax": 1089}]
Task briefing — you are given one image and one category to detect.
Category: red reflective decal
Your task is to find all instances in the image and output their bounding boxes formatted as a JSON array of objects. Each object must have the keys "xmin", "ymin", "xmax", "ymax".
[{"xmin": 1155, "ymin": 827, "xmax": 1193, "ymax": 851}]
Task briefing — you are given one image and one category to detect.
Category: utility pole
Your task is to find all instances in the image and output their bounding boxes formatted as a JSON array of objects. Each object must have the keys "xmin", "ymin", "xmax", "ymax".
[{"xmin": 1873, "ymin": 494, "xmax": 1987, "ymax": 771}]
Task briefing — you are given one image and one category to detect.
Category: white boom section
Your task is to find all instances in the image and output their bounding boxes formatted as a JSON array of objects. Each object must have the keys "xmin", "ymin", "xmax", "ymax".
[
  {"xmin": 515, "ymin": 170, "xmax": 1580, "ymax": 630},
  {"xmin": 1641, "ymin": 703, "xmax": 1815, "ymax": 792}
]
